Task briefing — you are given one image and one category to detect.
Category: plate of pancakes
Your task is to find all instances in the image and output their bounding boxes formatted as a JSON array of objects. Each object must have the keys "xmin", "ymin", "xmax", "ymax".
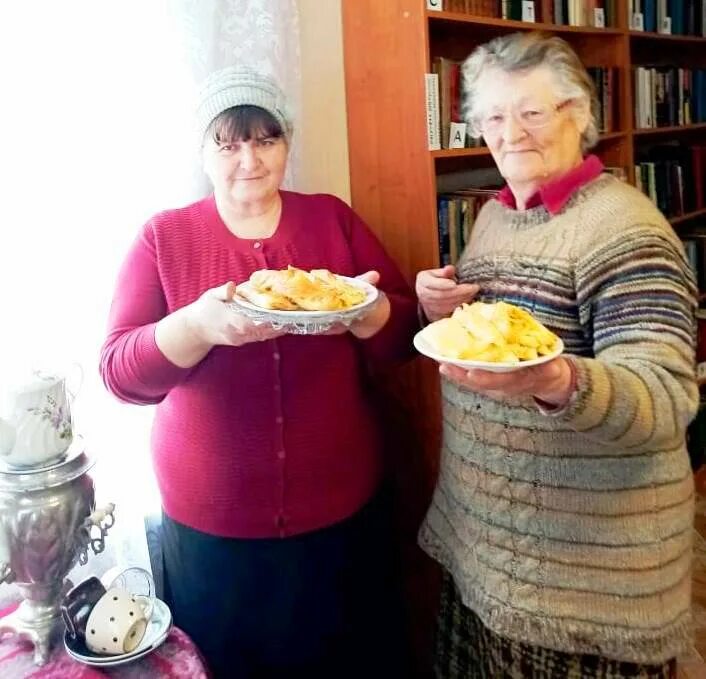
[
  {"xmin": 414, "ymin": 301, "xmax": 563, "ymax": 373},
  {"xmin": 230, "ymin": 266, "xmax": 379, "ymax": 333}
]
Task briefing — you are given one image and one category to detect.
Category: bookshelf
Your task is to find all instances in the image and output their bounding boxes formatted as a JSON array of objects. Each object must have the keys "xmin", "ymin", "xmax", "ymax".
[
  {"xmin": 634, "ymin": 122, "xmax": 706, "ymax": 136},
  {"xmin": 342, "ymin": 1, "xmax": 706, "ymax": 674},
  {"xmin": 630, "ymin": 30, "xmax": 706, "ymax": 43},
  {"xmin": 431, "ymin": 130, "xmax": 628, "ymax": 158},
  {"xmin": 672, "ymin": 207, "xmax": 706, "ymax": 226}
]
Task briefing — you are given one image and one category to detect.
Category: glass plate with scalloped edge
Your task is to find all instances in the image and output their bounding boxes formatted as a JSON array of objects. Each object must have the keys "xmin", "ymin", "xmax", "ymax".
[
  {"xmin": 413, "ymin": 330, "xmax": 564, "ymax": 373},
  {"xmin": 229, "ymin": 275, "xmax": 379, "ymax": 335}
]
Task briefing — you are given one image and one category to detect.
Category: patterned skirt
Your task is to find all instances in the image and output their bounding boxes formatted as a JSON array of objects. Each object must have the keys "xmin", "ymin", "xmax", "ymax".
[{"xmin": 434, "ymin": 571, "xmax": 677, "ymax": 679}]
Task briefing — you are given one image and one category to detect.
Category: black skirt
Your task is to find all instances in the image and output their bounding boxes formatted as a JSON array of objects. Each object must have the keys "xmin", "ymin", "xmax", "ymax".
[{"xmin": 161, "ymin": 490, "xmax": 408, "ymax": 679}]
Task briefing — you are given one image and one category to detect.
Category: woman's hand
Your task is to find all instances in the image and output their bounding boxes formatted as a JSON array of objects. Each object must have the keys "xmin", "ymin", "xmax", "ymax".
[
  {"xmin": 156, "ymin": 281, "xmax": 283, "ymax": 368},
  {"xmin": 185, "ymin": 282, "xmax": 285, "ymax": 348},
  {"xmin": 347, "ymin": 271, "xmax": 391, "ymax": 339},
  {"xmin": 439, "ymin": 356, "xmax": 575, "ymax": 407},
  {"xmin": 416, "ymin": 265, "xmax": 479, "ymax": 322}
]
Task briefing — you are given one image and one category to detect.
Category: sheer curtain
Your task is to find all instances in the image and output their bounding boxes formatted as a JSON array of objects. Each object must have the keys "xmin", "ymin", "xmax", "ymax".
[{"xmin": 0, "ymin": 1, "xmax": 301, "ymax": 572}]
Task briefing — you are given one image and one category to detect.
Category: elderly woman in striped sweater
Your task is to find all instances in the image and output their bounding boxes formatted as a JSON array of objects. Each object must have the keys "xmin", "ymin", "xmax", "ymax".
[{"xmin": 416, "ymin": 32, "xmax": 697, "ymax": 678}]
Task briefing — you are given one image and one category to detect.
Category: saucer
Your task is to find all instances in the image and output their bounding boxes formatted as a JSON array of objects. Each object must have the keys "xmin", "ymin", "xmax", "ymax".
[
  {"xmin": 0, "ymin": 435, "xmax": 84, "ymax": 474},
  {"xmin": 64, "ymin": 597, "xmax": 172, "ymax": 667}
]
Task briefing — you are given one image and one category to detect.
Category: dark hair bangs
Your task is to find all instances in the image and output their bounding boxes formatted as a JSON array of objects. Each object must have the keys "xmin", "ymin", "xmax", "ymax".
[{"xmin": 209, "ymin": 105, "xmax": 284, "ymax": 144}]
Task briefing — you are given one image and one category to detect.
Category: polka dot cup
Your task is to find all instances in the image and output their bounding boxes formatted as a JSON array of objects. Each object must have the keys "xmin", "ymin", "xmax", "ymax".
[{"xmin": 84, "ymin": 587, "xmax": 153, "ymax": 655}]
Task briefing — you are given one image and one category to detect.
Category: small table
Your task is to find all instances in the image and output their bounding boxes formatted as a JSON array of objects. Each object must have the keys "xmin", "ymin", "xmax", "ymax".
[{"xmin": 0, "ymin": 602, "xmax": 210, "ymax": 678}]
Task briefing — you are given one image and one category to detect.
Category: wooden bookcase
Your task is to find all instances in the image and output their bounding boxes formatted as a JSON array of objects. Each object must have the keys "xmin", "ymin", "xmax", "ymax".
[{"xmin": 341, "ymin": 1, "xmax": 706, "ymax": 674}]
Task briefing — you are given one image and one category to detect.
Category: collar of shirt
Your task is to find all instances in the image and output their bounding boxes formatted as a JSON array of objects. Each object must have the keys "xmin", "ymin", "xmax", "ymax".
[{"xmin": 496, "ymin": 154, "xmax": 604, "ymax": 215}]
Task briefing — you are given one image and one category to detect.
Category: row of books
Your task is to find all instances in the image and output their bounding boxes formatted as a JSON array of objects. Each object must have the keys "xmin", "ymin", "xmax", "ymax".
[
  {"xmin": 429, "ymin": 57, "xmax": 487, "ymax": 149},
  {"xmin": 553, "ymin": 0, "xmax": 618, "ymax": 26},
  {"xmin": 431, "ymin": 57, "xmax": 470, "ymax": 150},
  {"xmin": 436, "ymin": 159, "xmax": 702, "ymax": 266},
  {"xmin": 438, "ymin": 189, "xmax": 498, "ymax": 265},
  {"xmin": 629, "ymin": 0, "xmax": 706, "ymax": 35},
  {"xmin": 682, "ymin": 235, "xmax": 706, "ymax": 293},
  {"xmin": 438, "ymin": 0, "xmax": 618, "ymax": 26},
  {"xmin": 634, "ymin": 67, "xmax": 706, "ymax": 129},
  {"xmin": 587, "ymin": 67, "xmax": 616, "ymax": 133},
  {"xmin": 441, "ymin": 0, "xmax": 504, "ymax": 15},
  {"xmin": 440, "ymin": 1, "xmax": 537, "ymax": 20},
  {"xmin": 635, "ymin": 144, "xmax": 706, "ymax": 217},
  {"xmin": 436, "ymin": 0, "xmax": 706, "ymax": 32}
]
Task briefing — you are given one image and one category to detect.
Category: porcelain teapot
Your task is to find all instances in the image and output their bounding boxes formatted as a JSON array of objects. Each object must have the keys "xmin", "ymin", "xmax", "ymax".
[{"xmin": 0, "ymin": 366, "xmax": 82, "ymax": 468}]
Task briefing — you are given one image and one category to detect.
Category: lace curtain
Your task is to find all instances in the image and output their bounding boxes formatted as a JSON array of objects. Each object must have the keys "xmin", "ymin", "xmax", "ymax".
[{"xmin": 0, "ymin": 0, "xmax": 301, "ymax": 575}]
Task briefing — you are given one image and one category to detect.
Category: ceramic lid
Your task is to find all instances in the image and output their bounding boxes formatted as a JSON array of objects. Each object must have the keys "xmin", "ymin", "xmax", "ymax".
[{"xmin": 3, "ymin": 367, "xmax": 64, "ymax": 395}]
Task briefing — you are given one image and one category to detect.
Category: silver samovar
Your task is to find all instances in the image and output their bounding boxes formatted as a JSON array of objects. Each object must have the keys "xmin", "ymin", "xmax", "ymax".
[{"xmin": 0, "ymin": 439, "xmax": 115, "ymax": 665}]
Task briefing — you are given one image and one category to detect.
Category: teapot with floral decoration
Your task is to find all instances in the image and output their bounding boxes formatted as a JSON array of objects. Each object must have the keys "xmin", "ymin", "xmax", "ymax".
[{"xmin": 0, "ymin": 366, "xmax": 81, "ymax": 468}]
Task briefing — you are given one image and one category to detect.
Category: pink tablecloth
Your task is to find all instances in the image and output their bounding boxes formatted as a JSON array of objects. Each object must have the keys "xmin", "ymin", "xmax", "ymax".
[{"xmin": 0, "ymin": 603, "xmax": 210, "ymax": 678}]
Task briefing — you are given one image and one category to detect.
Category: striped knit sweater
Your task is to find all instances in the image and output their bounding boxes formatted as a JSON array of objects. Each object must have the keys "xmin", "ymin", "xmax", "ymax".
[{"xmin": 418, "ymin": 173, "xmax": 699, "ymax": 664}]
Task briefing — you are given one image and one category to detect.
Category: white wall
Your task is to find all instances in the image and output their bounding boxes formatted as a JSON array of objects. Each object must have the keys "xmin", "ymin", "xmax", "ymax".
[{"xmin": 296, "ymin": 0, "xmax": 351, "ymax": 202}]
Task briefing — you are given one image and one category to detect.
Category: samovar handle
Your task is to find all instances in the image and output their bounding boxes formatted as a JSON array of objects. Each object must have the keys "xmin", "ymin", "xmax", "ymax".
[{"xmin": 77, "ymin": 503, "xmax": 116, "ymax": 565}]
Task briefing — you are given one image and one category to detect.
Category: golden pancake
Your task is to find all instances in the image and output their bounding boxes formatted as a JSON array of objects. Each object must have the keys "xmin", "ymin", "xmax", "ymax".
[{"xmin": 238, "ymin": 266, "xmax": 368, "ymax": 311}]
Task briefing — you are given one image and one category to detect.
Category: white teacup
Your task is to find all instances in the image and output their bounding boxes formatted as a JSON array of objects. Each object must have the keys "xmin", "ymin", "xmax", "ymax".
[{"xmin": 85, "ymin": 588, "xmax": 153, "ymax": 655}]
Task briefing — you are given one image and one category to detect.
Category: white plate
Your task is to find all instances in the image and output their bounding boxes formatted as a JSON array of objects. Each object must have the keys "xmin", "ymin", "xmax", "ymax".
[
  {"xmin": 229, "ymin": 275, "xmax": 379, "ymax": 334},
  {"xmin": 64, "ymin": 597, "xmax": 172, "ymax": 667},
  {"xmin": 413, "ymin": 331, "xmax": 564, "ymax": 373}
]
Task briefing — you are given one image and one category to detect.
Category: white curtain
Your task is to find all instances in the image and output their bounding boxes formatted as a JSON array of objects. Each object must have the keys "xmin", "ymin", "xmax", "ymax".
[{"xmin": 0, "ymin": 1, "xmax": 301, "ymax": 569}]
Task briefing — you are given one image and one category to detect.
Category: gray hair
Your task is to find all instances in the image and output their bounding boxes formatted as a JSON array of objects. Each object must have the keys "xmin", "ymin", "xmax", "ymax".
[{"xmin": 462, "ymin": 32, "xmax": 599, "ymax": 152}]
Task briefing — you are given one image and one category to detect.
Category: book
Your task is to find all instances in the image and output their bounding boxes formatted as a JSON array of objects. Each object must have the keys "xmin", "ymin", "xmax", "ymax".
[
  {"xmin": 425, "ymin": 73, "xmax": 441, "ymax": 151},
  {"xmin": 437, "ymin": 187, "xmax": 499, "ymax": 264},
  {"xmin": 683, "ymin": 238, "xmax": 700, "ymax": 281},
  {"xmin": 468, "ymin": 0, "xmax": 502, "ymax": 17},
  {"xmin": 554, "ymin": 0, "xmax": 564, "ymax": 23},
  {"xmin": 510, "ymin": 0, "xmax": 524, "ymax": 20},
  {"xmin": 588, "ymin": 67, "xmax": 615, "ymax": 132},
  {"xmin": 635, "ymin": 143, "xmax": 703, "ymax": 216},
  {"xmin": 693, "ymin": 146, "xmax": 706, "ymax": 208},
  {"xmin": 438, "ymin": 198, "xmax": 450, "ymax": 265},
  {"xmin": 643, "ymin": 0, "xmax": 657, "ymax": 32},
  {"xmin": 680, "ymin": 232, "xmax": 706, "ymax": 291},
  {"xmin": 445, "ymin": 0, "xmax": 466, "ymax": 11},
  {"xmin": 669, "ymin": 0, "xmax": 684, "ymax": 33}
]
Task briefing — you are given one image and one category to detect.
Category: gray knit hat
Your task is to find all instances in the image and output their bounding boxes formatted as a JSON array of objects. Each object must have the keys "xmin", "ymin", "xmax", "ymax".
[{"xmin": 195, "ymin": 67, "xmax": 293, "ymax": 144}]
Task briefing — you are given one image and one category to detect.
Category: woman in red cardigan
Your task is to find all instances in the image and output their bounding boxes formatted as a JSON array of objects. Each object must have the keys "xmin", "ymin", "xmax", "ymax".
[{"xmin": 100, "ymin": 67, "xmax": 418, "ymax": 678}]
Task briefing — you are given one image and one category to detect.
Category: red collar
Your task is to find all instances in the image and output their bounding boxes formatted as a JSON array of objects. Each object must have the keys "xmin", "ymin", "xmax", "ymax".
[{"xmin": 496, "ymin": 155, "xmax": 604, "ymax": 215}]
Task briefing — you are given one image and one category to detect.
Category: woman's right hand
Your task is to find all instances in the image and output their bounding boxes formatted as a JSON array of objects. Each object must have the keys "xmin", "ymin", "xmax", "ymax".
[
  {"xmin": 185, "ymin": 282, "xmax": 285, "ymax": 348},
  {"xmin": 416, "ymin": 265, "xmax": 479, "ymax": 322}
]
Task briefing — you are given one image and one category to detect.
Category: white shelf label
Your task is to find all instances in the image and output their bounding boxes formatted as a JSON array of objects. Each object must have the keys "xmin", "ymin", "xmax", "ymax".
[
  {"xmin": 594, "ymin": 8, "xmax": 605, "ymax": 27},
  {"xmin": 522, "ymin": 1, "xmax": 535, "ymax": 22},
  {"xmin": 631, "ymin": 12, "xmax": 644, "ymax": 30},
  {"xmin": 426, "ymin": 0, "xmax": 443, "ymax": 10},
  {"xmin": 449, "ymin": 122, "xmax": 467, "ymax": 149}
]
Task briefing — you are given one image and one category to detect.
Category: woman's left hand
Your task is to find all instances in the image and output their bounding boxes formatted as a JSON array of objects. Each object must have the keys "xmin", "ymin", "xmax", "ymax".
[
  {"xmin": 440, "ymin": 356, "xmax": 574, "ymax": 407},
  {"xmin": 346, "ymin": 271, "xmax": 391, "ymax": 339}
]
